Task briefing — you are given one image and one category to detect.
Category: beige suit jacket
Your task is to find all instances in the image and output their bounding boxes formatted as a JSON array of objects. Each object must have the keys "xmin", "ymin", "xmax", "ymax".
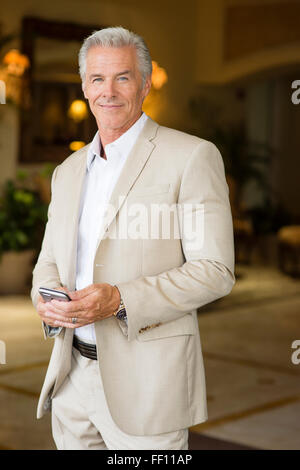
[{"xmin": 31, "ymin": 117, "xmax": 235, "ymax": 436}]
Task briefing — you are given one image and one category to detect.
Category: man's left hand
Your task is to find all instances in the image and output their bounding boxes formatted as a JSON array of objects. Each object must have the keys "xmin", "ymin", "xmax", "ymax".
[{"xmin": 44, "ymin": 283, "xmax": 121, "ymax": 329}]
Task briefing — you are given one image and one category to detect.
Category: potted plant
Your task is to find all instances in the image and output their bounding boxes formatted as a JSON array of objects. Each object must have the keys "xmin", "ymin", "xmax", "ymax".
[{"xmin": 0, "ymin": 170, "xmax": 48, "ymax": 294}]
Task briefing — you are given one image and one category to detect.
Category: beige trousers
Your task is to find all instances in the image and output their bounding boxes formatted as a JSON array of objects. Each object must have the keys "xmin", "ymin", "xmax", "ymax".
[{"xmin": 51, "ymin": 347, "xmax": 189, "ymax": 450}]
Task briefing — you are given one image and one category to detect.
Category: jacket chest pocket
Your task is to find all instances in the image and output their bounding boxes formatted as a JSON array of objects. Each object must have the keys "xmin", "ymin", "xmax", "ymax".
[
  {"xmin": 119, "ymin": 184, "xmax": 174, "ymax": 241},
  {"xmin": 129, "ymin": 184, "xmax": 170, "ymax": 198}
]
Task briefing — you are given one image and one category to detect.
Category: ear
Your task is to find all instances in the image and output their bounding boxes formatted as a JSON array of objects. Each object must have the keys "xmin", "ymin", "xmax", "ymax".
[
  {"xmin": 82, "ymin": 81, "xmax": 88, "ymax": 99},
  {"xmin": 143, "ymin": 75, "xmax": 152, "ymax": 99}
]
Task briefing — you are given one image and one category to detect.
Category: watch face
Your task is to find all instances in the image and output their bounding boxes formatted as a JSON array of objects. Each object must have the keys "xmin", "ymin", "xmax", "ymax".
[{"xmin": 116, "ymin": 308, "xmax": 127, "ymax": 321}]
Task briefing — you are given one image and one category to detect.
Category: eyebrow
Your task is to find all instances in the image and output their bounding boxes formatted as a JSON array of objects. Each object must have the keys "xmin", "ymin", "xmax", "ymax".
[{"xmin": 89, "ymin": 70, "xmax": 131, "ymax": 80}]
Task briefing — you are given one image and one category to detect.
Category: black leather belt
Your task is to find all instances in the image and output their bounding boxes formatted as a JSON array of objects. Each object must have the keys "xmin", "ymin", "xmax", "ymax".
[{"xmin": 73, "ymin": 336, "xmax": 97, "ymax": 360}]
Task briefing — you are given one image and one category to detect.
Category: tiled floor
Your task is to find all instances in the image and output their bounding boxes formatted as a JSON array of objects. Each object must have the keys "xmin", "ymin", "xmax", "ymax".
[
  {"xmin": 191, "ymin": 264, "xmax": 300, "ymax": 450},
  {"xmin": 0, "ymin": 263, "xmax": 299, "ymax": 450}
]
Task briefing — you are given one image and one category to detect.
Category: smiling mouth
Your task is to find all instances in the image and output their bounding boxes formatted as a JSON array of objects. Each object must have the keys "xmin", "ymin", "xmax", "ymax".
[{"xmin": 99, "ymin": 104, "xmax": 123, "ymax": 108}]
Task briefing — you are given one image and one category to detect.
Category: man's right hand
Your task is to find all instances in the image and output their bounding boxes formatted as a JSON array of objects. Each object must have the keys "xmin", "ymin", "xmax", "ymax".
[{"xmin": 37, "ymin": 287, "xmax": 72, "ymax": 327}]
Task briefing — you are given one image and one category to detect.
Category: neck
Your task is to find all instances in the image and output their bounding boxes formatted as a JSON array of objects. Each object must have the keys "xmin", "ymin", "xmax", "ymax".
[{"xmin": 97, "ymin": 112, "xmax": 143, "ymax": 150}]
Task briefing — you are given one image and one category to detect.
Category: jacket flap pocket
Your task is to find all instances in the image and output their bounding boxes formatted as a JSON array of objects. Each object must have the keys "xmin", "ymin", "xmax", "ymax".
[{"xmin": 137, "ymin": 313, "xmax": 195, "ymax": 342}]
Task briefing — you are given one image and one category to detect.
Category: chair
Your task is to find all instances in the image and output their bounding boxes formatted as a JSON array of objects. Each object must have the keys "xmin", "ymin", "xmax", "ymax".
[{"xmin": 277, "ymin": 225, "xmax": 300, "ymax": 277}]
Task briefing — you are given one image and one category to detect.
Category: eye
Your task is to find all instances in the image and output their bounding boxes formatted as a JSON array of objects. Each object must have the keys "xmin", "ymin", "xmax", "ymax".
[
  {"xmin": 93, "ymin": 77, "xmax": 103, "ymax": 83},
  {"xmin": 118, "ymin": 76, "xmax": 128, "ymax": 81}
]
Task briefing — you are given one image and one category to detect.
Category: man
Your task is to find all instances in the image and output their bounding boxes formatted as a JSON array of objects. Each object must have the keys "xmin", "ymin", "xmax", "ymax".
[{"xmin": 31, "ymin": 26, "xmax": 235, "ymax": 450}]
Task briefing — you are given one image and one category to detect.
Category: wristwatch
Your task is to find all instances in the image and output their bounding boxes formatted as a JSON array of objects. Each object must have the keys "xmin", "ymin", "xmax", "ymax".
[{"xmin": 113, "ymin": 296, "xmax": 127, "ymax": 322}]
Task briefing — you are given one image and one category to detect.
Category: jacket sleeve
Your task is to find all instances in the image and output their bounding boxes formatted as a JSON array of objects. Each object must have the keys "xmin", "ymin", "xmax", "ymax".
[
  {"xmin": 31, "ymin": 166, "xmax": 63, "ymax": 339},
  {"xmin": 116, "ymin": 140, "xmax": 235, "ymax": 341}
]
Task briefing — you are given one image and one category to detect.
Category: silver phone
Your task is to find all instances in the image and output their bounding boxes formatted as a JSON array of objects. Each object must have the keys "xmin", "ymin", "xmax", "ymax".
[{"xmin": 39, "ymin": 287, "xmax": 71, "ymax": 302}]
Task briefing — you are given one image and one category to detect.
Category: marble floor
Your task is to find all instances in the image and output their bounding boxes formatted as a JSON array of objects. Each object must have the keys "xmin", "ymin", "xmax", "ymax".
[{"xmin": 0, "ymin": 262, "xmax": 299, "ymax": 450}]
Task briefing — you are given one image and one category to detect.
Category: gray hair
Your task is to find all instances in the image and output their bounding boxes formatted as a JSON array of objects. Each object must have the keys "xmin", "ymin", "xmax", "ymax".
[{"xmin": 78, "ymin": 26, "xmax": 152, "ymax": 85}]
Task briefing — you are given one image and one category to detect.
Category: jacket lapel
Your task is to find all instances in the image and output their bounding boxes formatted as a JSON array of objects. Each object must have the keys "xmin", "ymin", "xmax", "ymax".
[{"xmin": 94, "ymin": 117, "xmax": 159, "ymax": 253}]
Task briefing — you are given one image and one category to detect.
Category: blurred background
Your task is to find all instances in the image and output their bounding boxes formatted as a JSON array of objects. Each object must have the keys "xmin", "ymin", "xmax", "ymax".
[{"xmin": 0, "ymin": 0, "xmax": 300, "ymax": 450}]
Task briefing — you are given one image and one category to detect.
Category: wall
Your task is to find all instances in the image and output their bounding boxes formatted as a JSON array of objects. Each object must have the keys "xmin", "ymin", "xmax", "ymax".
[
  {"xmin": 0, "ymin": 0, "xmax": 198, "ymax": 184},
  {"xmin": 196, "ymin": 0, "xmax": 300, "ymax": 85}
]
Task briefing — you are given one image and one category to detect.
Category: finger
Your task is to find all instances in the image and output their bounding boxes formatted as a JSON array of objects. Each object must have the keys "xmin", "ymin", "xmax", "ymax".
[
  {"xmin": 38, "ymin": 299, "xmax": 50, "ymax": 310},
  {"xmin": 45, "ymin": 306, "xmax": 83, "ymax": 322},
  {"xmin": 38, "ymin": 295, "xmax": 46, "ymax": 305},
  {"xmin": 44, "ymin": 310, "xmax": 72, "ymax": 323},
  {"xmin": 70, "ymin": 285, "xmax": 95, "ymax": 301},
  {"xmin": 44, "ymin": 310, "xmax": 83, "ymax": 327},
  {"xmin": 50, "ymin": 316, "xmax": 89, "ymax": 329},
  {"xmin": 49, "ymin": 298, "xmax": 85, "ymax": 316},
  {"xmin": 50, "ymin": 320, "xmax": 78, "ymax": 329}
]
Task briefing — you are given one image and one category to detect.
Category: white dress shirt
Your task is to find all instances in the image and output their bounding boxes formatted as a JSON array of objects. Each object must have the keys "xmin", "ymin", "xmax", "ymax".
[{"xmin": 74, "ymin": 112, "xmax": 148, "ymax": 344}]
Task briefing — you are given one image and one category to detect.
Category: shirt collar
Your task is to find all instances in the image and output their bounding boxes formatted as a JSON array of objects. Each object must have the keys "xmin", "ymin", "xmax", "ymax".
[{"xmin": 86, "ymin": 112, "xmax": 148, "ymax": 172}]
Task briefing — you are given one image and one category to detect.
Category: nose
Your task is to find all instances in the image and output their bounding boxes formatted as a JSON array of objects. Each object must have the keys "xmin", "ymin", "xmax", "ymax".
[{"xmin": 101, "ymin": 79, "xmax": 116, "ymax": 99}]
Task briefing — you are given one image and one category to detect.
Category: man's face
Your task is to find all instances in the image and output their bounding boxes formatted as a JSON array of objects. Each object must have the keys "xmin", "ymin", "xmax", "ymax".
[{"xmin": 82, "ymin": 45, "xmax": 151, "ymax": 135}]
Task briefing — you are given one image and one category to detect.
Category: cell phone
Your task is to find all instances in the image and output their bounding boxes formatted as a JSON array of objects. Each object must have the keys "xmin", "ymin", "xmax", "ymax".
[{"xmin": 39, "ymin": 287, "xmax": 71, "ymax": 302}]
